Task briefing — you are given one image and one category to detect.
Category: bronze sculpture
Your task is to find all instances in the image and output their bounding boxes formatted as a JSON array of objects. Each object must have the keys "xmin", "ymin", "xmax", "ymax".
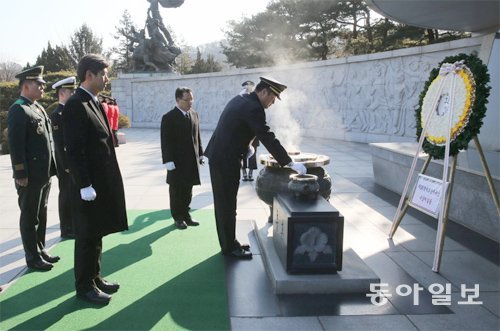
[{"xmin": 127, "ymin": 0, "xmax": 184, "ymax": 72}]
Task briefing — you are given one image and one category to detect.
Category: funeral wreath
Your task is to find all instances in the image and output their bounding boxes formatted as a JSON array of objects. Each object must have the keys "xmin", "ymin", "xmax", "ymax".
[{"xmin": 415, "ymin": 53, "xmax": 490, "ymax": 159}]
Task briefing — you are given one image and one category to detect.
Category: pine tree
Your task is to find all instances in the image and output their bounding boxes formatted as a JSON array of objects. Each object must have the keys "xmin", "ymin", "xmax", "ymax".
[
  {"xmin": 111, "ymin": 10, "xmax": 138, "ymax": 72},
  {"xmin": 69, "ymin": 24, "xmax": 103, "ymax": 64}
]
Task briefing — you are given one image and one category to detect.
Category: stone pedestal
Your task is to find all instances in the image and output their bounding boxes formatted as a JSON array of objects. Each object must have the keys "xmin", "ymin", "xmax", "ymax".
[
  {"xmin": 117, "ymin": 132, "xmax": 126, "ymax": 144},
  {"xmin": 272, "ymin": 194, "xmax": 343, "ymax": 274},
  {"xmin": 255, "ymin": 222, "xmax": 380, "ymax": 294}
]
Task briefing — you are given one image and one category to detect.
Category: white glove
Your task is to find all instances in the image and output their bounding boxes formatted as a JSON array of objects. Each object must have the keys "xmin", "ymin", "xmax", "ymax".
[
  {"xmin": 288, "ymin": 161, "xmax": 307, "ymax": 175},
  {"xmin": 246, "ymin": 145, "xmax": 255, "ymax": 159},
  {"xmin": 199, "ymin": 156, "xmax": 205, "ymax": 165},
  {"xmin": 80, "ymin": 185, "xmax": 97, "ymax": 201},
  {"xmin": 165, "ymin": 162, "xmax": 176, "ymax": 171}
]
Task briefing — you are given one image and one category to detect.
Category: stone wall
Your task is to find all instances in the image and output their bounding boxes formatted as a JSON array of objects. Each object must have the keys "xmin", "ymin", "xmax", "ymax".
[{"xmin": 112, "ymin": 35, "xmax": 498, "ymax": 151}]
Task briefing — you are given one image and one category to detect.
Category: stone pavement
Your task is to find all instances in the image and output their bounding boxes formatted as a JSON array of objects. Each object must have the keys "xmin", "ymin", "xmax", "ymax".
[{"xmin": 0, "ymin": 128, "xmax": 498, "ymax": 330}]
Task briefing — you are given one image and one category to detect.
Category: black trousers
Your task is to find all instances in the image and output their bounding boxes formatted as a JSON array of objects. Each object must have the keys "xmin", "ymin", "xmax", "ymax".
[
  {"xmin": 169, "ymin": 179, "xmax": 193, "ymax": 221},
  {"xmin": 16, "ymin": 179, "xmax": 51, "ymax": 263},
  {"xmin": 209, "ymin": 162, "xmax": 241, "ymax": 252},
  {"xmin": 74, "ymin": 236, "xmax": 102, "ymax": 293},
  {"xmin": 57, "ymin": 171, "xmax": 76, "ymax": 236}
]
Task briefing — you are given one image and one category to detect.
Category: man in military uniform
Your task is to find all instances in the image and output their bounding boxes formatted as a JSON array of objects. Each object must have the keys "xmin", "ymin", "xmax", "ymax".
[
  {"xmin": 205, "ymin": 77, "xmax": 306, "ymax": 259},
  {"xmin": 8, "ymin": 66, "xmax": 59, "ymax": 271},
  {"xmin": 50, "ymin": 77, "xmax": 77, "ymax": 238}
]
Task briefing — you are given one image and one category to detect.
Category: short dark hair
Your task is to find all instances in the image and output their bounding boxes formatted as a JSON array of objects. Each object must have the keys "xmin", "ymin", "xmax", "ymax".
[
  {"xmin": 19, "ymin": 79, "xmax": 42, "ymax": 90},
  {"xmin": 255, "ymin": 81, "xmax": 270, "ymax": 94},
  {"xmin": 175, "ymin": 87, "xmax": 192, "ymax": 100},
  {"xmin": 77, "ymin": 54, "xmax": 109, "ymax": 82}
]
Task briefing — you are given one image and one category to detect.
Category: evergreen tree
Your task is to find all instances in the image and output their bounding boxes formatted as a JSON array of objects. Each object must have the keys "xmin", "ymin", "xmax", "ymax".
[
  {"xmin": 188, "ymin": 48, "xmax": 222, "ymax": 74},
  {"xmin": 222, "ymin": 0, "xmax": 469, "ymax": 68},
  {"xmin": 111, "ymin": 10, "xmax": 138, "ymax": 72},
  {"xmin": 69, "ymin": 24, "xmax": 103, "ymax": 63},
  {"xmin": 35, "ymin": 42, "xmax": 74, "ymax": 72}
]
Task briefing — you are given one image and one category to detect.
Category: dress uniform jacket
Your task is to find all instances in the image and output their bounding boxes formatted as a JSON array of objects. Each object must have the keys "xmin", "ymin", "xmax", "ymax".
[
  {"xmin": 205, "ymin": 92, "xmax": 292, "ymax": 252},
  {"xmin": 8, "ymin": 96, "xmax": 57, "ymax": 182},
  {"xmin": 62, "ymin": 88, "xmax": 128, "ymax": 238},
  {"xmin": 161, "ymin": 107, "xmax": 203, "ymax": 185},
  {"xmin": 205, "ymin": 92, "xmax": 291, "ymax": 168},
  {"xmin": 8, "ymin": 96, "xmax": 57, "ymax": 262},
  {"xmin": 50, "ymin": 104, "xmax": 68, "ymax": 173},
  {"xmin": 50, "ymin": 103, "xmax": 76, "ymax": 236}
]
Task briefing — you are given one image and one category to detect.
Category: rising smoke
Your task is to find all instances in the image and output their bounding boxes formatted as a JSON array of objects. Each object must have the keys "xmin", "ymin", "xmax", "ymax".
[{"xmin": 267, "ymin": 85, "xmax": 307, "ymax": 151}]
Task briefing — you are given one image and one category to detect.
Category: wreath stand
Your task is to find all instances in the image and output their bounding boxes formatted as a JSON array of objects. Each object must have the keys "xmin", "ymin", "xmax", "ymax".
[{"xmin": 388, "ymin": 66, "xmax": 500, "ymax": 273}]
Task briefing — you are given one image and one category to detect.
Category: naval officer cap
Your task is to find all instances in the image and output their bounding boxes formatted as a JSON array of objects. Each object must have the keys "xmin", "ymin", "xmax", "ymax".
[
  {"xmin": 259, "ymin": 76, "xmax": 287, "ymax": 100},
  {"xmin": 52, "ymin": 76, "xmax": 77, "ymax": 90},
  {"xmin": 15, "ymin": 65, "xmax": 46, "ymax": 84}
]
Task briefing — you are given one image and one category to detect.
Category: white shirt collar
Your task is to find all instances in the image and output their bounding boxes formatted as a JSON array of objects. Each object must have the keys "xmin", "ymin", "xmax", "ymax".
[
  {"xmin": 176, "ymin": 105, "xmax": 188, "ymax": 116},
  {"xmin": 80, "ymin": 86, "xmax": 98, "ymax": 103}
]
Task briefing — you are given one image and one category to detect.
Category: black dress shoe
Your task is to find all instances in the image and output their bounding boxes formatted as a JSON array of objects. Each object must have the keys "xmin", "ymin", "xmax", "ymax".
[
  {"xmin": 77, "ymin": 288, "xmax": 111, "ymax": 305},
  {"xmin": 95, "ymin": 278, "xmax": 120, "ymax": 294},
  {"xmin": 175, "ymin": 220, "xmax": 187, "ymax": 229},
  {"xmin": 27, "ymin": 260, "xmax": 53, "ymax": 271},
  {"xmin": 235, "ymin": 240, "xmax": 250, "ymax": 251},
  {"xmin": 185, "ymin": 218, "xmax": 199, "ymax": 226},
  {"xmin": 41, "ymin": 252, "xmax": 60, "ymax": 263},
  {"xmin": 224, "ymin": 248, "xmax": 252, "ymax": 259}
]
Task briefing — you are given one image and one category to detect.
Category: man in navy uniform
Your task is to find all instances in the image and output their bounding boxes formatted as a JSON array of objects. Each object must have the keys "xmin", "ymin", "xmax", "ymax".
[
  {"xmin": 161, "ymin": 87, "xmax": 204, "ymax": 230},
  {"xmin": 62, "ymin": 54, "xmax": 128, "ymax": 305},
  {"xmin": 205, "ymin": 76, "xmax": 306, "ymax": 259},
  {"xmin": 50, "ymin": 77, "xmax": 77, "ymax": 238},
  {"xmin": 8, "ymin": 66, "xmax": 59, "ymax": 271}
]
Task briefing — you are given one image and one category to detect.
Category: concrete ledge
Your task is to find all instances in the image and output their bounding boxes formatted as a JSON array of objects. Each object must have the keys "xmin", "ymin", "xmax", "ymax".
[
  {"xmin": 117, "ymin": 132, "xmax": 126, "ymax": 144},
  {"xmin": 370, "ymin": 142, "xmax": 500, "ymax": 242},
  {"xmin": 255, "ymin": 223, "xmax": 380, "ymax": 294}
]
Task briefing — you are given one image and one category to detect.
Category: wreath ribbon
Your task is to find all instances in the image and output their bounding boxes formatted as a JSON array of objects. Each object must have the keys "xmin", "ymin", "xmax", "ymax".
[{"xmin": 439, "ymin": 60, "xmax": 465, "ymax": 76}]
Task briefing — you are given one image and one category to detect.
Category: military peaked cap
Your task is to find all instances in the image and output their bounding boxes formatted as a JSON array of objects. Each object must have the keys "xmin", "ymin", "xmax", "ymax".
[
  {"xmin": 259, "ymin": 76, "xmax": 287, "ymax": 100},
  {"xmin": 52, "ymin": 76, "xmax": 77, "ymax": 90},
  {"xmin": 15, "ymin": 65, "xmax": 46, "ymax": 84}
]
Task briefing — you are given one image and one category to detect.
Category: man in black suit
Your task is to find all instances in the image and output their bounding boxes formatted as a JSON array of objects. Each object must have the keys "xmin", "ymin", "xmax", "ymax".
[
  {"xmin": 50, "ymin": 76, "xmax": 77, "ymax": 239},
  {"xmin": 8, "ymin": 66, "xmax": 60, "ymax": 271},
  {"xmin": 62, "ymin": 54, "xmax": 128, "ymax": 305},
  {"xmin": 205, "ymin": 77, "xmax": 306, "ymax": 259},
  {"xmin": 161, "ymin": 87, "xmax": 204, "ymax": 230}
]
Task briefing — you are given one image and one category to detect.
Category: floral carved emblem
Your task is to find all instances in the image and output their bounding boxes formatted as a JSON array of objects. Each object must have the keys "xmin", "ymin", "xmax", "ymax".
[{"xmin": 294, "ymin": 226, "xmax": 333, "ymax": 262}]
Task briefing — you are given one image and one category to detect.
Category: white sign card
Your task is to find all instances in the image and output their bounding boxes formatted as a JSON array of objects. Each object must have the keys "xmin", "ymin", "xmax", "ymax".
[{"xmin": 410, "ymin": 174, "xmax": 445, "ymax": 218}]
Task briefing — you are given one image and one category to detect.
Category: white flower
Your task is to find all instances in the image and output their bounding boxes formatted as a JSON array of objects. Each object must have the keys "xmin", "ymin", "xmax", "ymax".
[{"xmin": 294, "ymin": 226, "xmax": 333, "ymax": 262}]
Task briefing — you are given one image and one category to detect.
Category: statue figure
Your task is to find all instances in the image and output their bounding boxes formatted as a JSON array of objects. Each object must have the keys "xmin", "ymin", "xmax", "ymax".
[
  {"xmin": 126, "ymin": 0, "xmax": 184, "ymax": 72},
  {"xmin": 129, "ymin": 27, "xmax": 159, "ymax": 72},
  {"xmin": 147, "ymin": 0, "xmax": 176, "ymax": 46}
]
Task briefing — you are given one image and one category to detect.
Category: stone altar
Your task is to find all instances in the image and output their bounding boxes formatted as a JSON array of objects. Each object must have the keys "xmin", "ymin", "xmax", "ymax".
[{"xmin": 272, "ymin": 193, "xmax": 344, "ymax": 274}]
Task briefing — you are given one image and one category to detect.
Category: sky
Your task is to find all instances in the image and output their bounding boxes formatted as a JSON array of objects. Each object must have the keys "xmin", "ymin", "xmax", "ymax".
[{"xmin": 0, "ymin": 0, "xmax": 271, "ymax": 65}]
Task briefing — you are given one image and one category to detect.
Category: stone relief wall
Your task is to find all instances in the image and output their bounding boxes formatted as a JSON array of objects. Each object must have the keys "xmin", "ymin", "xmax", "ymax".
[{"xmin": 113, "ymin": 37, "xmax": 488, "ymax": 146}]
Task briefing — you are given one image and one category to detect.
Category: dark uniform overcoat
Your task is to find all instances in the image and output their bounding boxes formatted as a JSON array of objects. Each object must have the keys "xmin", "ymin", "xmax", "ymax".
[
  {"xmin": 50, "ymin": 103, "xmax": 76, "ymax": 236},
  {"xmin": 62, "ymin": 88, "xmax": 128, "ymax": 238},
  {"xmin": 204, "ymin": 92, "xmax": 292, "ymax": 252}
]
